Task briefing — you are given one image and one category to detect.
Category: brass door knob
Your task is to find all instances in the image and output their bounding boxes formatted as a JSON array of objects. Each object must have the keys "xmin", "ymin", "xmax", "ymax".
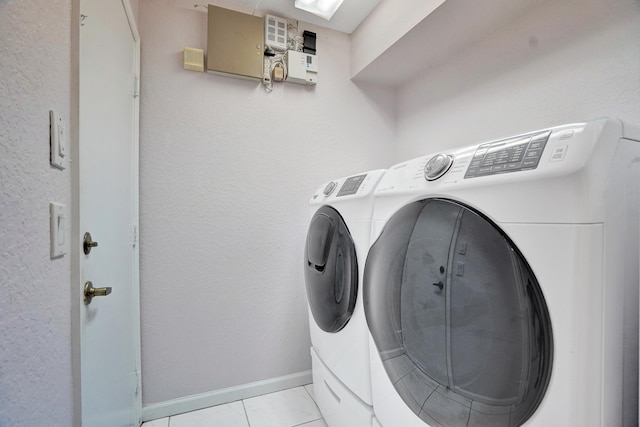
[
  {"xmin": 84, "ymin": 281, "xmax": 112, "ymax": 305},
  {"xmin": 83, "ymin": 232, "xmax": 99, "ymax": 254}
]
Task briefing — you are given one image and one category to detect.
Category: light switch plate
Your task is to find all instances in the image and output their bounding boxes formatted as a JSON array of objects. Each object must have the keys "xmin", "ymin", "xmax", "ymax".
[
  {"xmin": 50, "ymin": 110, "xmax": 66, "ymax": 170},
  {"xmin": 50, "ymin": 202, "xmax": 67, "ymax": 258}
]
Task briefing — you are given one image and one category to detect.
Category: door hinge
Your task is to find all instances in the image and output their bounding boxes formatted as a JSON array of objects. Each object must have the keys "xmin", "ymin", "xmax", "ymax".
[
  {"xmin": 130, "ymin": 370, "xmax": 141, "ymax": 396},
  {"xmin": 133, "ymin": 76, "xmax": 140, "ymax": 98},
  {"xmin": 135, "ymin": 370, "xmax": 141, "ymax": 396},
  {"xmin": 132, "ymin": 224, "xmax": 138, "ymax": 247}
]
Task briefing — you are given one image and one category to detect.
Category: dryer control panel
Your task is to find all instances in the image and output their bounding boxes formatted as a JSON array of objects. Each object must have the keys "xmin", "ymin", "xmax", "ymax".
[
  {"xmin": 464, "ymin": 130, "xmax": 551, "ymax": 179},
  {"xmin": 309, "ymin": 169, "xmax": 387, "ymax": 206},
  {"xmin": 337, "ymin": 174, "xmax": 367, "ymax": 197}
]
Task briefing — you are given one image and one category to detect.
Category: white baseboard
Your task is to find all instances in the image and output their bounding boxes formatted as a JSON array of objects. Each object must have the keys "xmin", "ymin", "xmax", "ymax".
[{"xmin": 141, "ymin": 370, "xmax": 313, "ymax": 422}]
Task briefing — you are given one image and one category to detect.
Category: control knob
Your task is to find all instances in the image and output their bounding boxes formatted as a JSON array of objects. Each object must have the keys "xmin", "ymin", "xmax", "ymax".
[
  {"xmin": 323, "ymin": 181, "xmax": 337, "ymax": 196},
  {"xmin": 424, "ymin": 154, "xmax": 453, "ymax": 181}
]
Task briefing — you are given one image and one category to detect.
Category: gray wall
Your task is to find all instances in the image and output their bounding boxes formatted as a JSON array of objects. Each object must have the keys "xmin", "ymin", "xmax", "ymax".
[
  {"xmin": 0, "ymin": 1, "xmax": 74, "ymax": 425},
  {"xmin": 396, "ymin": 0, "xmax": 640, "ymax": 158},
  {"xmin": 138, "ymin": 0, "xmax": 395, "ymax": 405}
]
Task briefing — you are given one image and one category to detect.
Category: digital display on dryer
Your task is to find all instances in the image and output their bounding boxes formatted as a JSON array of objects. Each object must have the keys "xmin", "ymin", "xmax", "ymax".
[
  {"xmin": 337, "ymin": 174, "xmax": 367, "ymax": 197},
  {"xmin": 465, "ymin": 131, "xmax": 551, "ymax": 178}
]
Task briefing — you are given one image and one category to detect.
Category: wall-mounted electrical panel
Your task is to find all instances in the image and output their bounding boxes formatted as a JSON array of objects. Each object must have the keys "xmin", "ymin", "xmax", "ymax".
[
  {"xmin": 285, "ymin": 50, "xmax": 318, "ymax": 86},
  {"xmin": 207, "ymin": 5, "xmax": 264, "ymax": 80},
  {"xmin": 265, "ymin": 14, "xmax": 288, "ymax": 51}
]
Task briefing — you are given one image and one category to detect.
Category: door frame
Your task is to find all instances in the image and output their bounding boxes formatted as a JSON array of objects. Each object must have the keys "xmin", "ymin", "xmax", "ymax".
[{"xmin": 70, "ymin": 0, "xmax": 141, "ymax": 424}]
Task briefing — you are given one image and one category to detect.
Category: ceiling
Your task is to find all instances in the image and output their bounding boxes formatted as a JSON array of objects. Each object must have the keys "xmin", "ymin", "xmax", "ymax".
[{"xmin": 199, "ymin": 0, "xmax": 382, "ymax": 33}]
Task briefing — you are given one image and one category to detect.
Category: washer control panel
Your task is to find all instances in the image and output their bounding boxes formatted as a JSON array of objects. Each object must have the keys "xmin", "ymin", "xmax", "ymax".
[
  {"xmin": 337, "ymin": 174, "xmax": 367, "ymax": 197},
  {"xmin": 465, "ymin": 130, "xmax": 551, "ymax": 179}
]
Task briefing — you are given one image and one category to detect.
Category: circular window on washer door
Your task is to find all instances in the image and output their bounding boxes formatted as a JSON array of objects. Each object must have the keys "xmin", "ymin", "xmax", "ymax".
[
  {"xmin": 304, "ymin": 205, "xmax": 358, "ymax": 333},
  {"xmin": 364, "ymin": 198, "xmax": 553, "ymax": 427}
]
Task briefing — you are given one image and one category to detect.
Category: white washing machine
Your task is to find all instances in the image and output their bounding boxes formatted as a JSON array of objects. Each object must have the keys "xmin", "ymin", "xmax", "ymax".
[
  {"xmin": 363, "ymin": 118, "xmax": 640, "ymax": 426},
  {"xmin": 304, "ymin": 169, "xmax": 386, "ymax": 427}
]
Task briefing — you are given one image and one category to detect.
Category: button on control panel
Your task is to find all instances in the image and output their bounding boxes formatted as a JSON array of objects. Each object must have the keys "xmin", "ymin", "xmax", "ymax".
[
  {"xmin": 424, "ymin": 154, "xmax": 454, "ymax": 181},
  {"xmin": 337, "ymin": 174, "xmax": 367, "ymax": 197},
  {"xmin": 323, "ymin": 181, "xmax": 337, "ymax": 196},
  {"xmin": 549, "ymin": 144, "xmax": 568, "ymax": 162},
  {"xmin": 465, "ymin": 130, "xmax": 551, "ymax": 179}
]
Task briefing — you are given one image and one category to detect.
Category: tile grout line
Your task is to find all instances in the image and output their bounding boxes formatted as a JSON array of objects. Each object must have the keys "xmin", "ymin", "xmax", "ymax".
[
  {"xmin": 241, "ymin": 398, "xmax": 251, "ymax": 427},
  {"xmin": 301, "ymin": 384, "xmax": 325, "ymax": 426},
  {"xmin": 291, "ymin": 416, "xmax": 325, "ymax": 427},
  {"xmin": 303, "ymin": 384, "xmax": 322, "ymax": 414}
]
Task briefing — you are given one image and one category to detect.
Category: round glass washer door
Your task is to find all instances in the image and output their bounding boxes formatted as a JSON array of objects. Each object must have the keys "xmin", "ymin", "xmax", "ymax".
[
  {"xmin": 304, "ymin": 205, "xmax": 358, "ymax": 333},
  {"xmin": 364, "ymin": 198, "xmax": 553, "ymax": 427}
]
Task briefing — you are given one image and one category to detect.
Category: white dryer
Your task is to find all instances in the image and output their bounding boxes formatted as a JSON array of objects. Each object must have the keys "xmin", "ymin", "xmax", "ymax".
[
  {"xmin": 304, "ymin": 169, "xmax": 386, "ymax": 427},
  {"xmin": 363, "ymin": 119, "xmax": 639, "ymax": 427}
]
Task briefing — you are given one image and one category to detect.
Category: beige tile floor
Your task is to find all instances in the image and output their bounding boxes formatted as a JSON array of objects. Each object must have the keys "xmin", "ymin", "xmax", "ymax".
[{"xmin": 142, "ymin": 385, "xmax": 327, "ymax": 427}]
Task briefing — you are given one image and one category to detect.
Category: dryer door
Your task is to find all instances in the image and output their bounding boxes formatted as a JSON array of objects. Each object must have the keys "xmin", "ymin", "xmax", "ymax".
[
  {"xmin": 364, "ymin": 199, "xmax": 553, "ymax": 427},
  {"xmin": 305, "ymin": 205, "xmax": 358, "ymax": 333}
]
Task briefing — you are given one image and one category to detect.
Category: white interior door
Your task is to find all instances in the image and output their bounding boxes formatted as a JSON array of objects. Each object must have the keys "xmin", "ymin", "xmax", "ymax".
[{"xmin": 78, "ymin": 0, "xmax": 141, "ymax": 425}]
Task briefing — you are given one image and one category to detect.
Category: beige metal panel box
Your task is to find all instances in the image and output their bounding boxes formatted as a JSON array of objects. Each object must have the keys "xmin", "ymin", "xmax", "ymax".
[{"xmin": 207, "ymin": 5, "xmax": 264, "ymax": 80}]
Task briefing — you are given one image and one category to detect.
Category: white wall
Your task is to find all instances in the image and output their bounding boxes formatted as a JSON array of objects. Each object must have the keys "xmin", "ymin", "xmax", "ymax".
[
  {"xmin": 396, "ymin": 0, "xmax": 640, "ymax": 159},
  {"xmin": 0, "ymin": 1, "xmax": 74, "ymax": 426},
  {"xmin": 138, "ymin": 0, "xmax": 394, "ymax": 405},
  {"xmin": 350, "ymin": 0, "xmax": 445, "ymax": 78}
]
